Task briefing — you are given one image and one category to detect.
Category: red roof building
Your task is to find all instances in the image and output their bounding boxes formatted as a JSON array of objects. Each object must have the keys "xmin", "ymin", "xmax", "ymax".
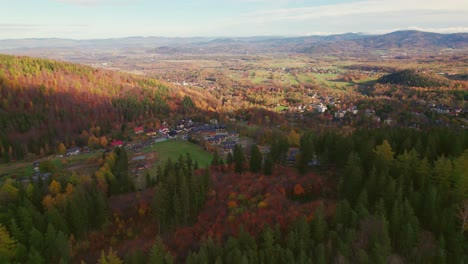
[
  {"xmin": 134, "ymin": 126, "xmax": 144, "ymax": 134},
  {"xmin": 111, "ymin": 140, "xmax": 124, "ymax": 147}
]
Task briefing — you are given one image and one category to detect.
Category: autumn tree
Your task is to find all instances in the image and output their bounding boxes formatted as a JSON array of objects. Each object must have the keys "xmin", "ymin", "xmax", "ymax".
[
  {"xmin": 458, "ymin": 200, "xmax": 468, "ymax": 233},
  {"xmin": 288, "ymin": 129, "xmax": 301, "ymax": 147},
  {"xmin": 99, "ymin": 136, "xmax": 108, "ymax": 148},
  {"xmin": 182, "ymin": 95, "xmax": 195, "ymax": 114},
  {"xmin": 0, "ymin": 224, "xmax": 17, "ymax": 261},
  {"xmin": 57, "ymin": 143, "xmax": 66, "ymax": 155},
  {"xmin": 98, "ymin": 248, "xmax": 123, "ymax": 264},
  {"xmin": 373, "ymin": 139, "xmax": 394, "ymax": 170}
]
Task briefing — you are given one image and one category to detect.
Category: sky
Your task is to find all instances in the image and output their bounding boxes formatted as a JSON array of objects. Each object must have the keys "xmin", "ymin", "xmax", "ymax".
[{"xmin": 1, "ymin": 0, "xmax": 467, "ymax": 39}]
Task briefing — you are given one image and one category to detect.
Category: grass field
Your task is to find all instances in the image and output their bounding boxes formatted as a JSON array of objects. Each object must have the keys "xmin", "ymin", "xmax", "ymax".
[
  {"xmin": 0, "ymin": 158, "xmax": 63, "ymax": 181},
  {"xmin": 0, "ymin": 162, "xmax": 34, "ymax": 180},
  {"xmin": 143, "ymin": 140, "xmax": 213, "ymax": 168},
  {"xmin": 311, "ymin": 73, "xmax": 353, "ymax": 90},
  {"xmin": 276, "ymin": 105, "xmax": 289, "ymax": 112}
]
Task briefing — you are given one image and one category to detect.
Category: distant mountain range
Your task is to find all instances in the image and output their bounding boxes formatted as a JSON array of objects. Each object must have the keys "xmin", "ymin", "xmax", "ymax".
[
  {"xmin": 1, "ymin": 30, "xmax": 467, "ymax": 56},
  {"xmin": 299, "ymin": 30, "xmax": 468, "ymax": 55}
]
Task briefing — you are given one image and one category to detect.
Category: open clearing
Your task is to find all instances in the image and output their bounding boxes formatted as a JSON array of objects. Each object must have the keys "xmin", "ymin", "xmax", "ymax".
[{"xmin": 143, "ymin": 140, "xmax": 213, "ymax": 168}]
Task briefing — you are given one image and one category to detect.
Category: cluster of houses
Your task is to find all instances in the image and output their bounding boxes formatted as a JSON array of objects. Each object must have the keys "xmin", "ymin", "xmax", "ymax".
[
  {"xmin": 334, "ymin": 106, "xmax": 359, "ymax": 118},
  {"xmin": 262, "ymin": 66, "xmax": 340, "ymax": 76},
  {"xmin": 429, "ymin": 104, "xmax": 464, "ymax": 116},
  {"xmin": 189, "ymin": 123, "xmax": 240, "ymax": 154},
  {"xmin": 132, "ymin": 119, "xmax": 242, "ymax": 154},
  {"xmin": 276, "ymin": 94, "xmax": 340, "ymax": 114}
]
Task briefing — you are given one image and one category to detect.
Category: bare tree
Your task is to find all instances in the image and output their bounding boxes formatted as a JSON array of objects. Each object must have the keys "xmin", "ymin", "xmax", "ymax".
[{"xmin": 458, "ymin": 200, "xmax": 468, "ymax": 233}]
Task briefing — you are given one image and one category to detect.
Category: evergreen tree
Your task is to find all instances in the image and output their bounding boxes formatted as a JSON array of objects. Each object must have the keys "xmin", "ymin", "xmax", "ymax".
[
  {"xmin": 249, "ymin": 144, "xmax": 262, "ymax": 173},
  {"xmin": 315, "ymin": 243, "xmax": 326, "ymax": 264},
  {"xmin": 226, "ymin": 152, "xmax": 233, "ymax": 165},
  {"xmin": 212, "ymin": 150, "xmax": 221, "ymax": 166},
  {"xmin": 233, "ymin": 144, "xmax": 245, "ymax": 174},
  {"xmin": 340, "ymin": 152, "xmax": 364, "ymax": 204},
  {"xmin": 152, "ymin": 184, "xmax": 170, "ymax": 233},
  {"xmin": 26, "ymin": 248, "xmax": 45, "ymax": 264},
  {"xmin": 45, "ymin": 207, "xmax": 69, "ymax": 235},
  {"xmin": 149, "ymin": 237, "xmax": 173, "ymax": 264},
  {"xmin": 263, "ymin": 154, "xmax": 273, "ymax": 176},
  {"xmin": 311, "ymin": 205, "xmax": 326, "ymax": 243},
  {"xmin": 180, "ymin": 176, "xmax": 190, "ymax": 225}
]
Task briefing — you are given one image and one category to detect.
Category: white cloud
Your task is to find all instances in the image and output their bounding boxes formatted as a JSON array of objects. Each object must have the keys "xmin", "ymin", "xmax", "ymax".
[
  {"xmin": 207, "ymin": 0, "xmax": 468, "ymax": 36},
  {"xmin": 243, "ymin": 0, "xmax": 468, "ymax": 21},
  {"xmin": 54, "ymin": 0, "xmax": 104, "ymax": 6},
  {"xmin": 53, "ymin": 0, "xmax": 136, "ymax": 6}
]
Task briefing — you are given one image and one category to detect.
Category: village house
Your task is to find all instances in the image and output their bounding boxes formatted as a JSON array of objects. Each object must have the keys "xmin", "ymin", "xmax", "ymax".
[
  {"xmin": 222, "ymin": 140, "xmax": 237, "ymax": 154},
  {"xmin": 158, "ymin": 126, "xmax": 170, "ymax": 135},
  {"xmin": 146, "ymin": 128, "xmax": 157, "ymax": 137},
  {"xmin": 110, "ymin": 140, "xmax": 124, "ymax": 147},
  {"xmin": 134, "ymin": 126, "xmax": 144, "ymax": 134},
  {"xmin": 168, "ymin": 130, "xmax": 178, "ymax": 138},
  {"xmin": 316, "ymin": 103, "xmax": 327, "ymax": 113},
  {"xmin": 66, "ymin": 147, "xmax": 81, "ymax": 156},
  {"xmin": 286, "ymin": 148, "xmax": 300, "ymax": 167},
  {"xmin": 32, "ymin": 161, "xmax": 40, "ymax": 172}
]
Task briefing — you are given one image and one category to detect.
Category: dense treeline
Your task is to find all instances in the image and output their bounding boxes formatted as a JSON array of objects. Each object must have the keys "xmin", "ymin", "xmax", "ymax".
[
  {"xmin": 0, "ymin": 173, "xmax": 108, "ymax": 263},
  {"xmin": 152, "ymin": 154, "xmax": 210, "ymax": 233},
  {"xmin": 1, "ymin": 124, "xmax": 466, "ymax": 263},
  {"xmin": 151, "ymin": 128, "xmax": 467, "ymax": 263},
  {"xmin": 0, "ymin": 54, "xmax": 180, "ymax": 162},
  {"xmin": 0, "ymin": 146, "xmax": 144, "ymax": 263},
  {"xmin": 95, "ymin": 147, "xmax": 134, "ymax": 196}
]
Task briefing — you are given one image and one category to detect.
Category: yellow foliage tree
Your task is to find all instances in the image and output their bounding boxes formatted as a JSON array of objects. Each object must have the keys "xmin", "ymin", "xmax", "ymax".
[
  {"xmin": 374, "ymin": 139, "xmax": 394, "ymax": 162},
  {"xmin": 288, "ymin": 129, "xmax": 301, "ymax": 147},
  {"xmin": 0, "ymin": 224, "xmax": 17, "ymax": 260},
  {"xmin": 57, "ymin": 142, "xmax": 67, "ymax": 155},
  {"xmin": 88, "ymin": 135, "xmax": 99, "ymax": 148},
  {"xmin": 98, "ymin": 248, "xmax": 123, "ymax": 264},
  {"xmin": 48, "ymin": 180, "xmax": 62, "ymax": 196},
  {"xmin": 0, "ymin": 183, "xmax": 19, "ymax": 202},
  {"xmin": 454, "ymin": 150, "xmax": 468, "ymax": 200},
  {"xmin": 99, "ymin": 136, "xmax": 108, "ymax": 148},
  {"xmin": 258, "ymin": 200, "xmax": 268, "ymax": 209},
  {"xmin": 26, "ymin": 183, "xmax": 35, "ymax": 199},
  {"xmin": 65, "ymin": 183, "xmax": 74, "ymax": 196},
  {"xmin": 42, "ymin": 194, "xmax": 55, "ymax": 211}
]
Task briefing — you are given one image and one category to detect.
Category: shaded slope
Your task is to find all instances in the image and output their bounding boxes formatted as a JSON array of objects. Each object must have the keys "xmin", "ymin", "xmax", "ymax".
[
  {"xmin": 377, "ymin": 69, "xmax": 451, "ymax": 88},
  {"xmin": 0, "ymin": 54, "xmax": 180, "ymax": 160}
]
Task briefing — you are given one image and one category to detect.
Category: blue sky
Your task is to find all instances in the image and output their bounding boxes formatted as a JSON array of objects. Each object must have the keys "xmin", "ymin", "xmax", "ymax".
[{"xmin": 1, "ymin": 0, "xmax": 467, "ymax": 39}]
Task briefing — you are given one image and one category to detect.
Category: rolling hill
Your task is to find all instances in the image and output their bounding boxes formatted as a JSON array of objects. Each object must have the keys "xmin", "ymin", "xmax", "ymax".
[
  {"xmin": 377, "ymin": 69, "xmax": 451, "ymax": 88},
  {"xmin": 0, "ymin": 54, "xmax": 188, "ymax": 161},
  {"xmin": 2, "ymin": 30, "xmax": 467, "ymax": 57}
]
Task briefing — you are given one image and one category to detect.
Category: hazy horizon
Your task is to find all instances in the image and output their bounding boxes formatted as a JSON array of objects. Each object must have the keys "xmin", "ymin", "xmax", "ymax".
[
  {"xmin": 1, "ymin": 30, "xmax": 468, "ymax": 42},
  {"xmin": 1, "ymin": 0, "xmax": 467, "ymax": 39}
]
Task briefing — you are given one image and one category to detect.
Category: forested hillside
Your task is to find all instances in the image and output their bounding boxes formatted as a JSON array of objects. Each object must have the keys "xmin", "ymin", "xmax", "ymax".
[
  {"xmin": 0, "ymin": 128, "xmax": 466, "ymax": 263},
  {"xmin": 378, "ymin": 70, "xmax": 451, "ymax": 88},
  {"xmin": 0, "ymin": 55, "xmax": 181, "ymax": 161},
  {"xmin": 0, "ymin": 54, "xmax": 467, "ymax": 264}
]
